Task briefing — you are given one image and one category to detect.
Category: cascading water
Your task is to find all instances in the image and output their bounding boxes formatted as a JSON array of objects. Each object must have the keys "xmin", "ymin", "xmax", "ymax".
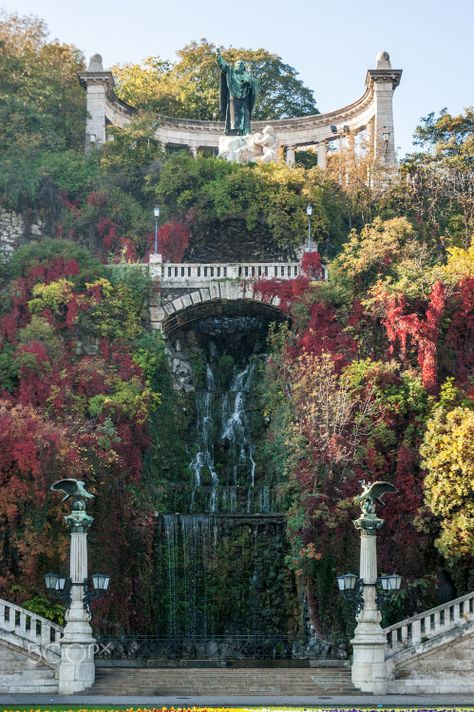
[
  {"xmin": 190, "ymin": 362, "xmax": 219, "ymax": 511},
  {"xmin": 189, "ymin": 342, "xmax": 265, "ymax": 513},
  {"xmin": 156, "ymin": 316, "xmax": 298, "ymax": 640}
]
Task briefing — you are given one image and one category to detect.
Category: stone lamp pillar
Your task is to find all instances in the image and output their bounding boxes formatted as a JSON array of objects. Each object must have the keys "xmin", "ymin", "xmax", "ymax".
[
  {"xmin": 51, "ymin": 480, "xmax": 96, "ymax": 694},
  {"xmin": 350, "ymin": 480, "xmax": 397, "ymax": 694}
]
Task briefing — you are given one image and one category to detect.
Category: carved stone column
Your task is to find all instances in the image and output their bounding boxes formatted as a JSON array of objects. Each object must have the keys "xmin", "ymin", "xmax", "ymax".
[
  {"xmin": 286, "ymin": 145, "xmax": 296, "ymax": 167},
  {"xmin": 78, "ymin": 55, "xmax": 115, "ymax": 151},
  {"xmin": 316, "ymin": 142, "xmax": 327, "ymax": 169},
  {"xmin": 367, "ymin": 52, "xmax": 402, "ymax": 167},
  {"xmin": 351, "ymin": 506, "xmax": 388, "ymax": 693},
  {"xmin": 58, "ymin": 501, "xmax": 95, "ymax": 694}
]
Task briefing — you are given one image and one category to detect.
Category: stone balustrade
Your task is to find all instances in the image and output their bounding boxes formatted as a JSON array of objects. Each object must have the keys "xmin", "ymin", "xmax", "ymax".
[
  {"xmin": 156, "ymin": 261, "xmax": 306, "ymax": 287},
  {"xmin": 0, "ymin": 597, "xmax": 63, "ymax": 651},
  {"xmin": 384, "ymin": 591, "xmax": 474, "ymax": 655}
]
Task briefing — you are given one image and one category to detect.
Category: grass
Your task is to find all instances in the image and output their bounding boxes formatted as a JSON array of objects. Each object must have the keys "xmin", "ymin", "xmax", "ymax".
[{"xmin": 2, "ymin": 706, "xmax": 474, "ymax": 712}]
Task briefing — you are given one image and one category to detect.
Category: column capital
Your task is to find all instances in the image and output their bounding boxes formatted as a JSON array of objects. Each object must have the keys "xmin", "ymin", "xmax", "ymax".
[
  {"xmin": 78, "ymin": 70, "xmax": 115, "ymax": 91},
  {"xmin": 353, "ymin": 512, "xmax": 384, "ymax": 535},
  {"xmin": 366, "ymin": 68, "xmax": 403, "ymax": 90},
  {"xmin": 64, "ymin": 500, "xmax": 94, "ymax": 532}
]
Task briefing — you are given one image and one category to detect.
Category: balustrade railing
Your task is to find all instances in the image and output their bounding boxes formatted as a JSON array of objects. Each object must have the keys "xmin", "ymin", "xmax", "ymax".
[
  {"xmin": 0, "ymin": 597, "xmax": 63, "ymax": 648},
  {"xmin": 160, "ymin": 262, "xmax": 303, "ymax": 282},
  {"xmin": 384, "ymin": 591, "xmax": 474, "ymax": 655}
]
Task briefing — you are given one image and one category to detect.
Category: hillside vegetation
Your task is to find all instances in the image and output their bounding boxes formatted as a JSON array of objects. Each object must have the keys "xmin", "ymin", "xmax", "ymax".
[{"xmin": 0, "ymin": 11, "xmax": 472, "ymax": 633}]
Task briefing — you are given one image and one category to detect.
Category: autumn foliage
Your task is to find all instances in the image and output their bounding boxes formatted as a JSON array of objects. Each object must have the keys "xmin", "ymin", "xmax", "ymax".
[{"xmin": 0, "ymin": 242, "xmax": 159, "ymax": 630}]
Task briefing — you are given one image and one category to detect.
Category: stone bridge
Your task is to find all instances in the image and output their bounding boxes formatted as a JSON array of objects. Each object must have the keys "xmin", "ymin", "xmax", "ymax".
[{"xmin": 147, "ymin": 257, "xmax": 327, "ymax": 335}]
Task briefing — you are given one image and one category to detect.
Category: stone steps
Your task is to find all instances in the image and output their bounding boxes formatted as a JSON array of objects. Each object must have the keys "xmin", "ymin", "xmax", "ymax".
[
  {"xmin": 0, "ymin": 670, "xmax": 58, "ymax": 694},
  {"xmin": 91, "ymin": 667, "xmax": 360, "ymax": 696}
]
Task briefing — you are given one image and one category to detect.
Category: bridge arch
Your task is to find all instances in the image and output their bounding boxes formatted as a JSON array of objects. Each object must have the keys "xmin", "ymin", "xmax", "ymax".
[{"xmin": 153, "ymin": 281, "xmax": 284, "ymax": 336}]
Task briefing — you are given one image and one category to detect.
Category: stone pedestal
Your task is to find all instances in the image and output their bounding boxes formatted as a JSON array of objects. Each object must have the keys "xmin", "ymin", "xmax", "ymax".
[
  {"xmin": 58, "ymin": 508, "xmax": 95, "ymax": 694},
  {"xmin": 351, "ymin": 510, "xmax": 388, "ymax": 694}
]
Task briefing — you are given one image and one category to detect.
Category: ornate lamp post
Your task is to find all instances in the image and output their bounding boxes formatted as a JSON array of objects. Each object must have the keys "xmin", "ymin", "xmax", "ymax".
[
  {"xmin": 49, "ymin": 478, "xmax": 108, "ymax": 694},
  {"xmin": 306, "ymin": 204, "xmax": 313, "ymax": 251},
  {"xmin": 343, "ymin": 480, "xmax": 399, "ymax": 694},
  {"xmin": 153, "ymin": 206, "xmax": 160, "ymax": 255}
]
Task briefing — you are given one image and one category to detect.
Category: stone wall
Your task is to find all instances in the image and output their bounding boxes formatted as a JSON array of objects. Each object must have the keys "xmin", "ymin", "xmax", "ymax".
[{"xmin": 0, "ymin": 208, "xmax": 43, "ymax": 258}]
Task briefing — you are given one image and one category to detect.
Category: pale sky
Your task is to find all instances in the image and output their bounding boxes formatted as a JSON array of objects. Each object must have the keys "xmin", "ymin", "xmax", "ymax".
[{"xmin": 2, "ymin": 0, "xmax": 473, "ymax": 157}]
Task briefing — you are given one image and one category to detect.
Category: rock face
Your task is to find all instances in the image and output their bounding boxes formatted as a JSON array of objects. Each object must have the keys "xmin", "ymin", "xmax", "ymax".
[{"xmin": 0, "ymin": 208, "xmax": 44, "ymax": 258}]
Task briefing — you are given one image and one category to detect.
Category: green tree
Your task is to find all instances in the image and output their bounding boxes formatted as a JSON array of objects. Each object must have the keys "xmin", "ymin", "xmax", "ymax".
[
  {"xmin": 380, "ymin": 109, "xmax": 474, "ymax": 251},
  {"xmin": 0, "ymin": 12, "xmax": 86, "ymax": 212},
  {"xmin": 0, "ymin": 12, "xmax": 85, "ymax": 152},
  {"xmin": 421, "ymin": 401, "xmax": 474, "ymax": 560},
  {"xmin": 113, "ymin": 39, "xmax": 318, "ymax": 121}
]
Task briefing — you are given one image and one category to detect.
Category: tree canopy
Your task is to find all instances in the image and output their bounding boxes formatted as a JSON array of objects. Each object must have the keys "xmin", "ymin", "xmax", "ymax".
[{"xmin": 113, "ymin": 39, "xmax": 318, "ymax": 121}]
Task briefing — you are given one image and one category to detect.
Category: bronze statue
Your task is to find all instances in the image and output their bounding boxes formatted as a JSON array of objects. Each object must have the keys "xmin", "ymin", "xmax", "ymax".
[
  {"xmin": 217, "ymin": 49, "xmax": 258, "ymax": 136},
  {"xmin": 51, "ymin": 478, "xmax": 94, "ymax": 502},
  {"xmin": 357, "ymin": 480, "xmax": 397, "ymax": 515}
]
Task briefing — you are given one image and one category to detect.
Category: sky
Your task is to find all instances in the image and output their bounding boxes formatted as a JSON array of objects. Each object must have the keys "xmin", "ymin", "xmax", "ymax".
[{"xmin": 2, "ymin": 0, "xmax": 473, "ymax": 157}]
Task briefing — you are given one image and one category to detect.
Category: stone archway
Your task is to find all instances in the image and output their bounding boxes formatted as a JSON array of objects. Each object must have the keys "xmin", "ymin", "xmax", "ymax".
[{"xmin": 151, "ymin": 280, "xmax": 283, "ymax": 335}]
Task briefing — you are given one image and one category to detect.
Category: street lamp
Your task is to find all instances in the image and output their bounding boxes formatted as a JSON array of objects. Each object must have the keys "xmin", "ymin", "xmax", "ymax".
[
  {"xmin": 337, "ymin": 572, "xmax": 364, "ymax": 614},
  {"xmin": 379, "ymin": 573, "xmax": 402, "ymax": 593},
  {"xmin": 153, "ymin": 206, "xmax": 160, "ymax": 255},
  {"xmin": 45, "ymin": 570, "xmax": 110, "ymax": 614},
  {"xmin": 337, "ymin": 572, "xmax": 360, "ymax": 593},
  {"xmin": 337, "ymin": 480, "xmax": 399, "ymax": 693},
  {"xmin": 306, "ymin": 204, "xmax": 313, "ymax": 251}
]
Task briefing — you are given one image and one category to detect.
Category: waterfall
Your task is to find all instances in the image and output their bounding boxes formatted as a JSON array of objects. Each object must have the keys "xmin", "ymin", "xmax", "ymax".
[
  {"xmin": 190, "ymin": 363, "xmax": 219, "ymax": 511},
  {"xmin": 189, "ymin": 354, "xmax": 259, "ymax": 512},
  {"xmin": 163, "ymin": 514, "xmax": 178, "ymax": 638},
  {"xmin": 159, "ymin": 513, "xmax": 293, "ymax": 638},
  {"xmin": 221, "ymin": 362, "xmax": 256, "ymax": 489}
]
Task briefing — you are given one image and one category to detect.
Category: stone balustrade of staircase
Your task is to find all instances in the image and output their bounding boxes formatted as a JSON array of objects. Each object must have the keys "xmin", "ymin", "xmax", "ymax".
[
  {"xmin": 0, "ymin": 598, "xmax": 63, "ymax": 652},
  {"xmin": 384, "ymin": 590, "xmax": 474, "ymax": 655},
  {"xmin": 0, "ymin": 598, "xmax": 64, "ymax": 692}
]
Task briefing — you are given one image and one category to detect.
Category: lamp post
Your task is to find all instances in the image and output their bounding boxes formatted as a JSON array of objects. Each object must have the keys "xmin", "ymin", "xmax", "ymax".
[
  {"xmin": 153, "ymin": 206, "xmax": 160, "ymax": 255},
  {"xmin": 49, "ymin": 478, "xmax": 109, "ymax": 695},
  {"xmin": 306, "ymin": 204, "xmax": 313, "ymax": 251},
  {"xmin": 341, "ymin": 480, "xmax": 399, "ymax": 694}
]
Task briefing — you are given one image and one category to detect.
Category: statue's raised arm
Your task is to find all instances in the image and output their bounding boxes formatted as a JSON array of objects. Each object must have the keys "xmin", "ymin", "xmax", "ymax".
[{"xmin": 216, "ymin": 47, "xmax": 227, "ymax": 71}]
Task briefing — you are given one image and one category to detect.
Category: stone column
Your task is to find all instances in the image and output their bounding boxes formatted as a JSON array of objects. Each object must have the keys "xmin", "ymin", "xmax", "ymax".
[
  {"xmin": 78, "ymin": 55, "xmax": 115, "ymax": 151},
  {"xmin": 351, "ymin": 507, "xmax": 387, "ymax": 693},
  {"xmin": 58, "ymin": 501, "xmax": 95, "ymax": 694},
  {"xmin": 367, "ymin": 52, "xmax": 402, "ymax": 167},
  {"xmin": 317, "ymin": 142, "xmax": 327, "ymax": 169},
  {"xmin": 286, "ymin": 146, "xmax": 296, "ymax": 167}
]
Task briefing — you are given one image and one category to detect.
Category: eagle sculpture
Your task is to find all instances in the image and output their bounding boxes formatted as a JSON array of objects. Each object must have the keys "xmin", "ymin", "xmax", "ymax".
[
  {"xmin": 358, "ymin": 480, "xmax": 397, "ymax": 511},
  {"xmin": 51, "ymin": 478, "xmax": 94, "ymax": 502}
]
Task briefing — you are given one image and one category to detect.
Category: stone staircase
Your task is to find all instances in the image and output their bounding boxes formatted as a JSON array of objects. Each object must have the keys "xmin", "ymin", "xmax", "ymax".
[
  {"xmin": 90, "ymin": 665, "xmax": 359, "ymax": 696},
  {"xmin": 0, "ymin": 598, "xmax": 63, "ymax": 693},
  {"xmin": 0, "ymin": 666, "xmax": 58, "ymax": 694},
  {"xmin": 384, "ymin": 591, "xmax": 474, "ymax": 694}
]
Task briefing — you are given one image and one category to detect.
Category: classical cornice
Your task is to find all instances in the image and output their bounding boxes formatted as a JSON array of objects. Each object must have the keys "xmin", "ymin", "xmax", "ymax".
[
  {"xmin": 79, "ymin": 61, "xmax": 401, "ymax": 143},
  {"xmin": 366, "ymin": 68, "xmax": 403, "ymax": 89}
]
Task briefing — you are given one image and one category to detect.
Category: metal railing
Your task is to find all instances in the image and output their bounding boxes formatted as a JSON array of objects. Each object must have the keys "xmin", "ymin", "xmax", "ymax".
[{"xmin": 95, "ymin": 634, "xmax": 349, "ymax": 661}]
